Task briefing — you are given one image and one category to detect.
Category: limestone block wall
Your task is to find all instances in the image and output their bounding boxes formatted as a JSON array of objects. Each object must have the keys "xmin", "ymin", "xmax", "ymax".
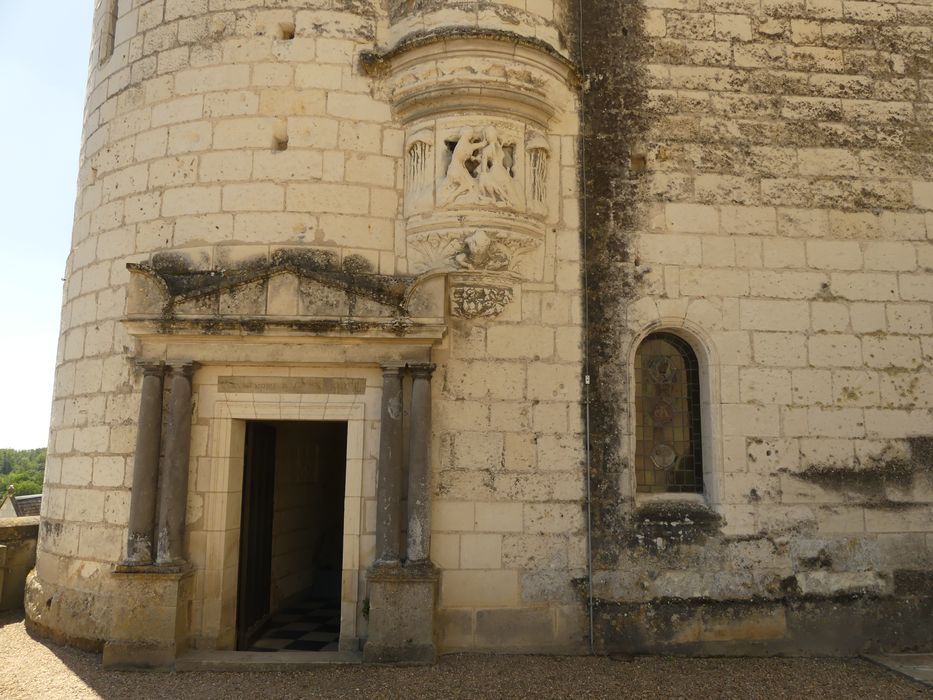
[
  {"xmin": 429, "ymin": 202, "xmax": 586, "ymax": 650},
  {"xmin": 582, "ymin": 0, "xmax": 933, "ymax": 652}
]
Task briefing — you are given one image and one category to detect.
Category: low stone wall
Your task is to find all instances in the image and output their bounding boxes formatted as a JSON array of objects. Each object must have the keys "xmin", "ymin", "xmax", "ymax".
[{"xmin": 0, "ymin": 516, "xmax": 39, "ymax": 612}]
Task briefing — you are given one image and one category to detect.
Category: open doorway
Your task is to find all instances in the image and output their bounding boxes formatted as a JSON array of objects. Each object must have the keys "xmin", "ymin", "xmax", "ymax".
[{"xmin": 236, "ymin": 420, "xmax": 348, "ymax": 651}]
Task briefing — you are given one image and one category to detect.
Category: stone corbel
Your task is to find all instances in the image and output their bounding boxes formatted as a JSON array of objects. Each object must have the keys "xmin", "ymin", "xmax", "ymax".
[{"xmin": 448, "ymin": 270, "xmax": 520, "ymax": 320}]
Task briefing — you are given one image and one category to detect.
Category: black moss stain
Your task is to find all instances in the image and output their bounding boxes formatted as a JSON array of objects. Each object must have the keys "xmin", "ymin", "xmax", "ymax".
[
  {"xmin": 578, "ymin": 0, "xmax": 650, "ymax": 570},
  {"xmin": 626, "ymin": 501, "xmax": 723, "ymax": 553},
  {"xmin": 147, "ymin": 248, "xmax": 411, "ymax": 309},
  {"xmin": 134, "ymin": 247, "xmax": 418, "ymax": 334},
  {"xmin": 785, "ymin": 436, "xmax": 933, "ymax": 507},
  {"xmin": 593, "ymin": 593, "xmax": 933, "ymax": 655}
]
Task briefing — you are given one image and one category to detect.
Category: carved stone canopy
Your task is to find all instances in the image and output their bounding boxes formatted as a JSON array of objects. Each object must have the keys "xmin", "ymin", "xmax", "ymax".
[{"xmin": 364, "ymin": 34, "xmax": 578, "ymax": 128}]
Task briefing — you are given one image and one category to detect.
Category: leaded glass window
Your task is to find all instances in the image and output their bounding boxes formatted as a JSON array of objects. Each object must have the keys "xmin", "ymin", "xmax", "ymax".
[{"xmin": 634, "ymin": 332, "xmax": 704, "ymax": 494}]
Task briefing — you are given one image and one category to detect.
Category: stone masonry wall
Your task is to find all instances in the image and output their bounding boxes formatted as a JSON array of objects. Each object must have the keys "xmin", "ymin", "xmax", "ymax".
[
  {"xmin": 31, "ymin": 0, "xmax": 584, "ymax": 652},
  {"xmin": 583, "ymin": 0, "xmax": 933, "ymax": 652},
  {"xmin": 31, "ymin": 0, "xmax": 930, "ymax": 657}
]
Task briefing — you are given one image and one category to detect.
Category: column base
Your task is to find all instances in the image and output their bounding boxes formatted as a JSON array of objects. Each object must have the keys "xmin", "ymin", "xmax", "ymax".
[
  {"xmin": 363, "ymin": 561, "xmax": 439, "ymax": 664},
  {"xmin": 103, "ymin": 565, "xmax": 194, "ymax": 670}
]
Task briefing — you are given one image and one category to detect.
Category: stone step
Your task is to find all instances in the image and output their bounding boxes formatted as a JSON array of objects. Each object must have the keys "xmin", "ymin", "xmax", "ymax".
[
  {"xmin": 863, "ymin": 654, "xmax": 933, "ymax": 688},
  {"xmin": 176, "ymin": 649, "xmax": 363, "ymax": 672}
]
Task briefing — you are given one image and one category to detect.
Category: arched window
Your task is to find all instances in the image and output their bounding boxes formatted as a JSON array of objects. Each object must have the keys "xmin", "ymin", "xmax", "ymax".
[{"xmin": 634, "ymin": 332, "xmax": 704, "ymax": 494}]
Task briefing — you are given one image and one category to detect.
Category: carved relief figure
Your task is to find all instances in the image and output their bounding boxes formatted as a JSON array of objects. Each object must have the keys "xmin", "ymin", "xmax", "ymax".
[
  {"xmin": 453, "ymin": 230, "xmax": 511, "ymax": 271},
  {"xmin": 477, "ymin": 126, "xmax": 520, "ymax": 205},
  {"xmin": 438, "ymin": 127, "xmax": 486, "ymax": 206},
  {"xmin": 438, "ymin": 125, "xmax": 520, "ymax": 209}
]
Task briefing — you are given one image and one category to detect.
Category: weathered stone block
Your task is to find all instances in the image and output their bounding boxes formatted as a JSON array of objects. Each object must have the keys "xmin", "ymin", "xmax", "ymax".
[{"xmin": 364, "ymin": 563, "xmax": 438, "ymax": 664}]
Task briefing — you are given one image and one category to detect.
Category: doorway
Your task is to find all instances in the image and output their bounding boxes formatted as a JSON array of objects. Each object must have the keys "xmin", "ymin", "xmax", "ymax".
[{"xmin": 236, "ymin": 420, "xmax": 348, "ymax": 651}]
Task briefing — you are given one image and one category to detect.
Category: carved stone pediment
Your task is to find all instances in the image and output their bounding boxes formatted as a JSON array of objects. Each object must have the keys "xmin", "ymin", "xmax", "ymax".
[{"xmin": 125, "ymin": 248, "xmax": 446, "ymax": 339}]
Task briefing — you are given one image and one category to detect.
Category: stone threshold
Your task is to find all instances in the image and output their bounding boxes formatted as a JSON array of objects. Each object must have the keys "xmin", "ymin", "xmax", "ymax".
[
  {"xmin": 176, "ymin": 649, "xmax": 363, "ymax": 671},
  {"xmin": 863, "ymin": 654, "xmax": 933, "ymax": 689}
]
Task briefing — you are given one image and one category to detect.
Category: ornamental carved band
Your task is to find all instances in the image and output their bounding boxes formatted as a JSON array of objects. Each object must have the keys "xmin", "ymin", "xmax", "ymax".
[{"xmin": 450, "ymin": 285, "xmax": 514, "ymax": 319}]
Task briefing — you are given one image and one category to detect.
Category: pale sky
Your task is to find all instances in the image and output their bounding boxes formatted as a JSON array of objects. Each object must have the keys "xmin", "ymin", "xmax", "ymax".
[{"xmin": 0, "ymin": 3, "xmax": 94, "ymax": 449}]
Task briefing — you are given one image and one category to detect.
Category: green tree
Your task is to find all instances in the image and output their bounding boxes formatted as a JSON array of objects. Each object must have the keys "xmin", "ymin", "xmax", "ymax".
[{"xmin": 0, "ymin": 448, "xmax": 47, "ymax": 497}]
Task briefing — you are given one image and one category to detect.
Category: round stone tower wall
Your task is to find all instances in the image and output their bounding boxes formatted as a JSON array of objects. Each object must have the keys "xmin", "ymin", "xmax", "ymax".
[{"xmin": 28, "ymin": 0, "xmax": 389, "ymax": 649}]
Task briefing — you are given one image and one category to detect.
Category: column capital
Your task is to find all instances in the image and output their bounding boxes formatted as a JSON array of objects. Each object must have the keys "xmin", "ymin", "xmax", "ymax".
[
  {"xmin": 168, "ymin": 361, "xmax": 199, "ymax": 377},
  {"xmin": 135, "ymin": 361, "xmax": 166, "ymax": 377},
  {"xmin": 407, "ymin": 362, "xmax": 436, "ymax": 378},
  {"xmin": 379, "ymin": 361, "xmax": 406, "ymax": 375}
]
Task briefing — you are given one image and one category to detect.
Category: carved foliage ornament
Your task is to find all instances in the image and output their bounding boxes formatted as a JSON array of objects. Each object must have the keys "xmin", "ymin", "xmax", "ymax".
[
  {"xmin": 407, "ymin": 228, "xmax": 540, "ymax": 275},
  {"xmin": 450, "ymin": 285, "xmax": 514, "ymax": 319}
]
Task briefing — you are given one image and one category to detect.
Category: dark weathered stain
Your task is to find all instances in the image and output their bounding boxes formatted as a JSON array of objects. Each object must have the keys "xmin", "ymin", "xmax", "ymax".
[
  {"xmin": 145, "ymin": 247, "xmax": 413, "ymax": 310},
  {"xmin": 594, "ymin": 594, "xmax": 933, "ymax": 655},
  {"xmin": 786, "ymin": 436, "xmax": 933, "ymax": 506},
  {"xmin": 625, "ymin": 502, "xmax": 724, "ymax": 553},
  {"xmin": 893, "ymin": 569, "xmax": 933, "ymax": 597},
  {"xmin": 578, "ymin": 0, "xmax": 649, "ymax": 570}
]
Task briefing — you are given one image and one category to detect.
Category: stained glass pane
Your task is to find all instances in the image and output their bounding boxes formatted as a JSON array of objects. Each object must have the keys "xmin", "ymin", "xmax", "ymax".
[{"xmin": 634, "ymin": 333, "xmax": 704, "ymax": 494}]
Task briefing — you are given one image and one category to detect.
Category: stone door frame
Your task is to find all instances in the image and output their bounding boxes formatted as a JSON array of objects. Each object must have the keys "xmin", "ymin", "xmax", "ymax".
[{"xmin": 192, "ymin": 374, "xmax": 373, "ymax": 652}]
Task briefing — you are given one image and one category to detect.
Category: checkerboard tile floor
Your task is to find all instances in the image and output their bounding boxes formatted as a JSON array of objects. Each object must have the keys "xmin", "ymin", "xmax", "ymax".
[{"xmin": 248, "ymin": 599, "xmax": 341, "ymax": 652}]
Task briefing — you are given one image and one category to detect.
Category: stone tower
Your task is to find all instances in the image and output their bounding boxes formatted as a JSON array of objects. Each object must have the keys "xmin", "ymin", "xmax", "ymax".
[
  {"xmin": 27, "ymin": 0, "xmax": 933, "ymax": 669},
  {"xmin": 27, "ymin": 0, "xmax": 581, "ymax": 666}
]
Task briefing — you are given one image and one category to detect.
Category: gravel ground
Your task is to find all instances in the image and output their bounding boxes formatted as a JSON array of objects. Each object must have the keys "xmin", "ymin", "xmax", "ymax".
[{"xmin": 1, "ymin": 611, "xmax": 929, "ymax": 700}]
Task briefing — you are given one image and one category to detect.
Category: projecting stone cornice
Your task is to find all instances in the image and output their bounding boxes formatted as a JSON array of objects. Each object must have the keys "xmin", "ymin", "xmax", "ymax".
[
  {"xmin": 361, "ymin": 30, "xmax": 580, "ymax": 128},
  {"xmin": 362, "ymin": 27, "xmax": 579, "ymax": 78}
]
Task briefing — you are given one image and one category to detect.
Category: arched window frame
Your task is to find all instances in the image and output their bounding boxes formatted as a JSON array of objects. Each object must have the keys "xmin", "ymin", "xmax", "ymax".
[{"xmin": 627, "ymin": 325, "xmax": 722, "ymax": 505}]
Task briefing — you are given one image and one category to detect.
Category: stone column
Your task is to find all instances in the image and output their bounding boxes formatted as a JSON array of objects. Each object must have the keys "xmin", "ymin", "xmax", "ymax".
[
  {"xmin": 155, "ymin": 362, "xmax": 196, "ymax": 566},
  {"xmin": 406, "ymin": 363, "xmax": 435, "ymax": 563},
  {"xmin": 375, "ymin": 363, "xmax": 405, "ymax": 565},
  {"xmin": 124, "ymin": 363, "xmax": 165, "ymax": 565}
]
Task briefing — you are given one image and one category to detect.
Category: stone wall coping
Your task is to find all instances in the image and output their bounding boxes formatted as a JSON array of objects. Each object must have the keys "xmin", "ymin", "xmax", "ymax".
[{"xmin": 0, "ymin": 517, "xmax": 40, "ymax": 542}]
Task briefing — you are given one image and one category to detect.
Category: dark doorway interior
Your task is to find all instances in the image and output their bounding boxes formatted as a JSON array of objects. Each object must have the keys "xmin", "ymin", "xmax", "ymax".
[{"xmin": 236, "ymin": 420, "xmax": 348, "ymax": 651}]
